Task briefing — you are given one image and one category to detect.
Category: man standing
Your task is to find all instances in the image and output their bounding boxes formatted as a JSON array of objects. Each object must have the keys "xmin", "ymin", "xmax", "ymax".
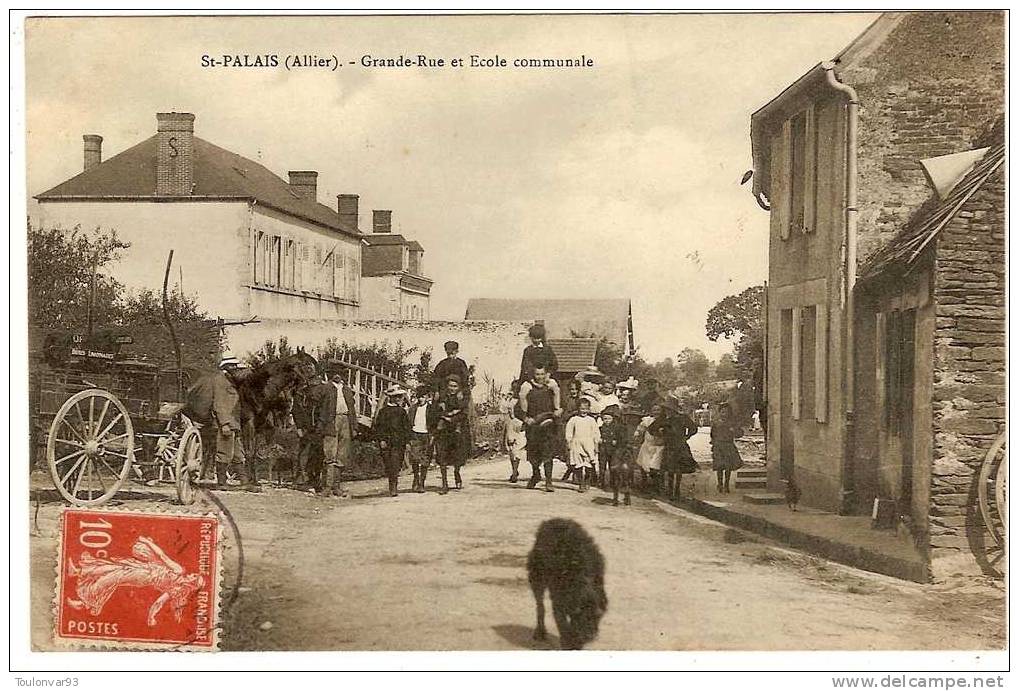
[
  {"xmin": 313, "ymin": 365, "xmax": 357, "ymax": 498},
  {"xmin": 184, "ymin": 353, "xmax": 261, "ymax": 493},
  {"xmin": 519, "ymin": 364, "xmax": 562, "ymax": 492},
  {"xmin": 290, "ymin": 381, "xmax": 320, "ymax": 489}
]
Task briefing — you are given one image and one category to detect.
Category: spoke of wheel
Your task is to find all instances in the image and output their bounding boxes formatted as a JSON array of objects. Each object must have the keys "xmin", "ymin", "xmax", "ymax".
[
  {"xmin": 61, "ymin": 420, "xmax": 87, "ymax": 444},
  {"xmin": 94, "ymin": 413, "xmax": 125, "ymax": 443},
  {"xmin": 88, "ymin": 396, "xmax": 96, "ymax": 438},
  {"xmin": 101, "ymin": 432, "xmax": 131, "ymax": 445},
  {"xmin": 53, "ymin": 448, "xmax": 87, "ymax": 465},
  {"xmin": 92, "ymin": 459, "xmax": 107, "ymax": 494},
  {"xmin": 98, "ymin": 456, "xmax": 124, "ymax": 479},
  {"xmin": 60, "ymin": 455, "xmax": 88, "ymax": 486},
  {"xmin": 54, "ymin": 438, "xmax": 85, "ymax": 449},
  {"xmin": 103, "ymin": 450, "xmax": 131, "ymax": 459},
  {"xmin": 73, "ymin": 401, "xmax": 87, "ymax": 431},
  {"xmin": 94, "ymin": 399, "xmax": 111, "ymax": 439},
  {"xmin": 86, "ymin": 460, "xmax": 94, "ymax": 500},
  {"xmin": 71, "ymin": 458, "xmax": 89, "ymax": 498}
]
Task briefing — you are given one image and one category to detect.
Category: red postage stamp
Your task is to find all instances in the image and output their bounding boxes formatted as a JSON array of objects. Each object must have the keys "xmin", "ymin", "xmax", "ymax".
[{"xmin": 55, "ymin": 508, "xmax": 222, "ymax": 651}]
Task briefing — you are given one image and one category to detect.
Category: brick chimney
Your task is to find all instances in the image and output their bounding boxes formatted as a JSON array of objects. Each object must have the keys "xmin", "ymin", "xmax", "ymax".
[
  {"xmin": 372, "ymin": 209, "xmax": 392, "ymax": 234},
  {"xmin": 156, "ymin": 112, "xmax": 195, "ymax": 196},
  {"xmin": 83, "ymin": 134, "xmax": 103, "ymax": 172},
  {"xmin": 337, "ymin": 194, "xmax": 359, "ymax": 229},
  {"xmin": 288, "ymin": 171, "xmax": 318, "ymax": 201}
]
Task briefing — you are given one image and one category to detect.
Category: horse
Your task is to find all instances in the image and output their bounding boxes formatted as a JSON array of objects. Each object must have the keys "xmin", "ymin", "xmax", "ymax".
[{"xmin": 232, "ymin": 348, "xmax": 319, "ymax": 480}]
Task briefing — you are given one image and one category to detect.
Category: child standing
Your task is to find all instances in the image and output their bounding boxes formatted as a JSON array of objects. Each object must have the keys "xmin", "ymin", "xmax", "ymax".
[
  {"xmin": 435, "ymin": 375, "xmax": 469, "ymax": 494},
  {"xmin": 650, "ymin": 397, "xmax": 700, "ymax": 500},
  {"xmin": 710, "ymin": 401, "xmax": 744, "ymax": 494},
  {"xmin": 635, "ymin": 403, "xmax": 666, "ymax": 494},
  {"xmin": 374, "ymin": 386, "xmax": 411, "ymax": 498},
  {"xmin": 564, "ymin": 397, "xmax": 600, "ymax": 493},
  {"xmin": 599, "ymin": 405, "xmax": 630, "ymax": 505},
  {"xmin": 407, "ymin": 385, "xmax": 437, "ymax": 493},
  {"xmin": 503, "ymin": 380, "xmax": 527, "ymax": 483},
  {"xmin": 519, "ymin": 323, "xmax": 559, "ymax": 382}
]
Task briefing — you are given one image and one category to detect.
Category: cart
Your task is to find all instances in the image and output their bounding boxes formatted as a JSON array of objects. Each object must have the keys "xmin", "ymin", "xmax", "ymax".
[{"xmin": 32, "ymin": 330, "xmax": 203, "ymax": 506}]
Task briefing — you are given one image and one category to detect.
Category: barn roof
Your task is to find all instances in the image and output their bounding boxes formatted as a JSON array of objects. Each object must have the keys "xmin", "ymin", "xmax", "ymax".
[
  {"xmin": 465, "ymin": 298, "xmax": 633, "ymax": 350},
  {"xmin": 35, "ymin": 135, "xmax": 361, "ymax": 239},
  {"xmin": 860, "ymin": 141, "xmax": 1004, "ymax": 281},
  {"xmin": 546, "ymin": 338, "xmax": 599, "ymax": 373}
]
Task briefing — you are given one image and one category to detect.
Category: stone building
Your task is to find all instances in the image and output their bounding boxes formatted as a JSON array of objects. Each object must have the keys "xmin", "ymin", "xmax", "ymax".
[
  {"xmin": 359, "ymin": 208, "xmax": 433, "ymax": 320},
  {"xmin": 748, "ymin": 12, "xmax": 1004, "ymax": 578}
]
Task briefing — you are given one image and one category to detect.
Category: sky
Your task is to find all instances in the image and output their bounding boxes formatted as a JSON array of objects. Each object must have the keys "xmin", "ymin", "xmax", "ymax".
[{"xmin": 25, "ymin": 12, "xmax": 878, "ymax": 362}]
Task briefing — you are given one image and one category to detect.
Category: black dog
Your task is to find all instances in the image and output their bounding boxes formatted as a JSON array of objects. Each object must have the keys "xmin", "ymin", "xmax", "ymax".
[{"xmin": 527, "ymin": 518, "xmax": 608, "ymax": 650}]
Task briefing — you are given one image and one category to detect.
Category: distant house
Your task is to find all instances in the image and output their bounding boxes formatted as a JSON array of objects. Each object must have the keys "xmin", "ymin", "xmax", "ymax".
[
  {"xmin": 34, "ymin": 112, "xmax": 365, "ymax": 322},
  {"xmin": 465, "ymin": 298, "xmax": 635, "ymax": 356},
  {"xmin": 359, "ymin": 209, "xmax": 433, "ymax": 320},
  {"xmin": 749, "ymin": 12, "xmax": 1004, "ymax": 578}
]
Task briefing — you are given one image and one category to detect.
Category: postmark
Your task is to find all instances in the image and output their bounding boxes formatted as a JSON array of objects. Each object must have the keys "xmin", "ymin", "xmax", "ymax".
[{"xmin": 55, "ymin": 508, "xmax": 222, "ymax": 651}]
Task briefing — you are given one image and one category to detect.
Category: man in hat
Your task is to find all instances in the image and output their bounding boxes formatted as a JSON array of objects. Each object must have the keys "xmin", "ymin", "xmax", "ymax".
[
  {"xmin": 374, "ymin": 385, "xmax": 411, "ymax": 497},
  {"xmin": 315, "ymin": 363, "xmax": 358, "ymax": 498},
  {"xmin": 184, "ymin": 352, "xmax": 261, "ymax": 492}
]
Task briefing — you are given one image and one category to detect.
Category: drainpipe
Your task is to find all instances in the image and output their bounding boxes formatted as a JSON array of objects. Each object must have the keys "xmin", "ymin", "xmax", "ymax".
[{"xmin": 823, "ymin": 61, "xmax": 860, "ymax": 515}]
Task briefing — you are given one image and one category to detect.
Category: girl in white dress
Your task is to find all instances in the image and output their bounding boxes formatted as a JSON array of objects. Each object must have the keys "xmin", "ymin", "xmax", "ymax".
[{"xmin": 564, "ymin": 397, "xmax": 600, "ymax": 493}]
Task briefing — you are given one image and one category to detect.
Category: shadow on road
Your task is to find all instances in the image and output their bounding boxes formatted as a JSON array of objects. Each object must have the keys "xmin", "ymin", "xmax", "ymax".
[
  {"xmin": 29, "ymin": 488, "xmax": 177, "ymax": 506},
  {"xmin": 492, "ymin": 623, "xmax": 559, "ymax": 650}
]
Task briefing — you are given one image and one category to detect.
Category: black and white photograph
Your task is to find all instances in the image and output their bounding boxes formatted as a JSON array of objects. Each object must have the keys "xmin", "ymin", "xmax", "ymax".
[{"xmin": 10, "ymin": 8, "xmax": 1008, "ymax": 679}]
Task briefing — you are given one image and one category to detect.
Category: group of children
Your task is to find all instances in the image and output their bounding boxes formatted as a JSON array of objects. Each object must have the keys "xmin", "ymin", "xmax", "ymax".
[
  {"xmin": 503, "ymin": 324, "xmax": 746, "ymax": 505},
  {"xmin": 370, "ymin": 340, "xmax": 472, "ymax": 497}
]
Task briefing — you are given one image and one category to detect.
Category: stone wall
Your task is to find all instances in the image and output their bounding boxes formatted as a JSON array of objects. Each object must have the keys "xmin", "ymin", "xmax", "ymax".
[
  {"xmin": 840, "ymin": 11, "xmax": 1005, "ymax": 265},
  {"xmin": 930, "ymin": 165, "xmax": 1005, "ymax": 578},
  {"xmin": 223, "ymin": 317, "xmax": 531, "ymax": 396}
]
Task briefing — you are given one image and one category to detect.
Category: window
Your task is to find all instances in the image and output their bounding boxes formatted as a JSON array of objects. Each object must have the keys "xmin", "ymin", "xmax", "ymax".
[
  {"xmin": 253, "ymin": 231, "xmax": 264, "ymax": 284},
  {"xmin": 333, "ymin": 250, "xmax": 344, "ymax": 298},
  {"xmin": 879, "ymin": 309, "xmax": 916, "ymax": 433},
  {"xmin": 790, "ymin": 303, "xmax": 828, "ymax": 423},
  {"xmin": 779, "ymin": 105, "xmax": 818, "ymax": 239}
]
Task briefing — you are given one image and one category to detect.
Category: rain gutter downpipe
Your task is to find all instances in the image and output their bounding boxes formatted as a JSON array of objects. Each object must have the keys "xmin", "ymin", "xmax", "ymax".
[{"xmin": 823, "ymin": 61, "xmax": 860, "ymax": 515}]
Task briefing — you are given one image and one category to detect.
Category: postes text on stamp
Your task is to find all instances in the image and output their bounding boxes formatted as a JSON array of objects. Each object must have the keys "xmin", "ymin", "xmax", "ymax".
[{"xmin": 56, "ymin": 508, "xmax": 221, "ymax": 650}]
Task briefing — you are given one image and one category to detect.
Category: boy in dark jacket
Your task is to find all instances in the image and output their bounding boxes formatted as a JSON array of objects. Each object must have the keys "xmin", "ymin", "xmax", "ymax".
[
  {"xmin": 435, "ymin": 375, "xmax": 469, "ymax": 494},
  {"xmin": 374, "ymin": 385, "xmax": 411, "ymax": 497},
  {"xmin": 518, "ymin": 323, "xmax": 559, "ymax": 383},
  {"xmin": 599, "ymin": 404, "xmax": 630, "ymax": 505}
]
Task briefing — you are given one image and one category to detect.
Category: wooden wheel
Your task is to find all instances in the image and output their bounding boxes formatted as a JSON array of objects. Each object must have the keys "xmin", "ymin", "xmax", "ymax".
[
  {"xmin": 978, "ymin": 432, "xmax": 1006, "ymax": 550},
  {"xmin": 47, "ymin": 389, "xmax": 134, "ymax": 506},
  {"xmin": 175, "ymin": 426, "xmax": 203, "ymax": 505}
]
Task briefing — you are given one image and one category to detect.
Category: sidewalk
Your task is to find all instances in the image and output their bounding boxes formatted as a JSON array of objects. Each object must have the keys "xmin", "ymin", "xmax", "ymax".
[{"xmin": 665, "ymin": 458, "xmax": 929, "ymax": 583}]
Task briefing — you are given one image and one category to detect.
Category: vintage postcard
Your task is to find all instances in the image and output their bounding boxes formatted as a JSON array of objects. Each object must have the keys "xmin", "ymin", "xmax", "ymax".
[{"xmin": 16, "ymin": 9, "xmax": 1007, "ymax": 673}]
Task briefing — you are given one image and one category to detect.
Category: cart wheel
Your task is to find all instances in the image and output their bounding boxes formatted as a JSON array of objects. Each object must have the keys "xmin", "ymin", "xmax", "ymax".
[
  {"xmin": 47, "ymin": 389, "xmax": 134, "ymax": 506},
  {"xmin": 175, "ymin": 427, "xmax": 202, "ymax": 505},
  {"xmin": 978, "ymin": 432, "xmax": 1006, "ymax": 552}
]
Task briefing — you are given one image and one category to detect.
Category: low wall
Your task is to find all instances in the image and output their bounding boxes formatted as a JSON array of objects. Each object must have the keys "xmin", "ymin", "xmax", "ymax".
[{"xmin": 223, "ymin": 318, "xmax": 530, "ymax": 395}]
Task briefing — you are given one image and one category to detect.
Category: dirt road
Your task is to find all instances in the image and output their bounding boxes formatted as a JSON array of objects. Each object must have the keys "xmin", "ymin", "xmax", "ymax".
[{"xmin": 29, "ymin": 453, "xmax": 1004, "ymax": 651}]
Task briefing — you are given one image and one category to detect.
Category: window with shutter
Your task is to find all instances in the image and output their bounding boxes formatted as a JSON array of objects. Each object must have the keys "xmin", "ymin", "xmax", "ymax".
[
  {"xmin": 791, "ymin": 305, "xmax": 802, "ymax": 420},
  {"xmin": 774, "ymin": 122, "xmax": 791, "ymax": 240},
  {"xmin": 814, "ymin": 303, "xmax": 828, "ymax": 423},
  {"xmin": 253, "ymin": 231, "xmax": 263, "ymax": 284},
  {"xmin": 295, "ymin": 241, "xmax": 304, "ymax": 290}
]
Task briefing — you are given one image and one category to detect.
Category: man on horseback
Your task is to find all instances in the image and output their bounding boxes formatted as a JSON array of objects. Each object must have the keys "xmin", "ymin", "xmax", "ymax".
[{"xmin": 184, "ymin": 352, "xmax": 262, "ymax": 493}]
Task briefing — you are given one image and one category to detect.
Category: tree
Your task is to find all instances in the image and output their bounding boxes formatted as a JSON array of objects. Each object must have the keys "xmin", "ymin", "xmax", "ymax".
[
  {"xmin": 715, "ymin": 352, "xmax": 738, "ymax": 381},
  {"xmin": 705, "ymin": 284, "xmax": 766, "ymax": 423},
  {"xmin": 27, "ymin": 221, "xmax": 207, "ymax": 332},
  {"xmin": 675, "ymin": 347, "xmax": 713, "ymax": 387},
  {"xmin": 28, "ymin": 222, "xmax": 128, "ymax": 331}
]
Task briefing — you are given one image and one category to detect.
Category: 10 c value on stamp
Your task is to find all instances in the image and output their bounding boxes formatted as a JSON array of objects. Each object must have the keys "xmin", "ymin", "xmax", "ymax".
[{"xmin": 55, "ymin": 508, "xmax": 222, "ymax": 651}]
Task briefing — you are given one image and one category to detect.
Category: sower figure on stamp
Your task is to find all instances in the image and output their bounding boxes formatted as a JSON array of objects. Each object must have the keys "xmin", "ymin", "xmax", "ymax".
[
  {"xmin": 184, "ymin": 352, "xmax": 261, "ymax": 493},
  {"xmin": 406, "ymin": 385, "xmax": 438, "ymax": 493},
  {"xmin": 519, "ymin": 364, "xmax": 562, "ymax": 493},
  {"xmin": 374, "ymin": 385, "xmax": 411, "ymax": 497}
]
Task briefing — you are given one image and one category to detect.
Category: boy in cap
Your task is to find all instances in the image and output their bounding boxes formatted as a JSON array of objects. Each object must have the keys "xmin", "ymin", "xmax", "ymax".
[
  {"xmin": 374, "ymin": 385, "xmax": 411, "ymax": 497},
  {"xmin": 599, "ymin": 404, "xmax": 629, "ymax": 504},
  {"xmin": 406, "ymin": 385, "xmax": 437, "ymax": 492},
  {"xmin": 433, "ymin": 340, "xmax": 470, "ymax": 393}
]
